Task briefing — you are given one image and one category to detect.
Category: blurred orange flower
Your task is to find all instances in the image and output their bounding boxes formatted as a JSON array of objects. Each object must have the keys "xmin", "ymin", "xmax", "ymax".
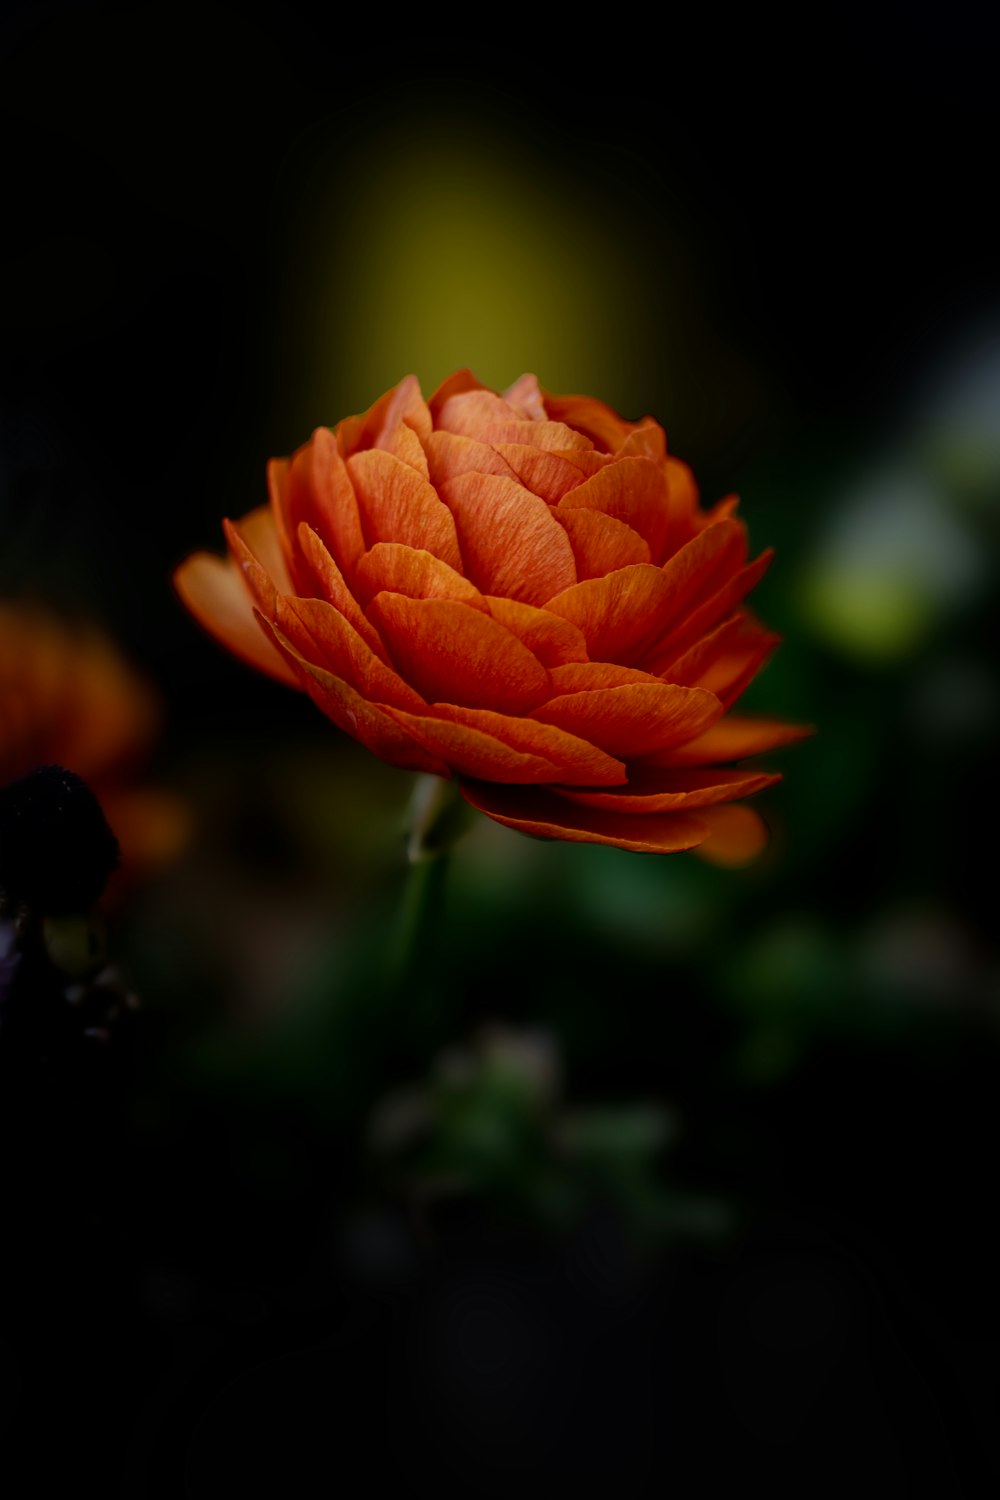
[
  {"xmin": 176, "ymin": 372, "xmax": 807, "ymax": 861},
  {"xmin": 0, "ymin": 602, "xmax": 189, "ymax": 888}
]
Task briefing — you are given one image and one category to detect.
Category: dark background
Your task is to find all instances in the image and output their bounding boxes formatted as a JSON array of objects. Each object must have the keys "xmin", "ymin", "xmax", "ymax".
[{"xmin": 2, "ymin": 3, "xmax": 999, "ymax": 1494}]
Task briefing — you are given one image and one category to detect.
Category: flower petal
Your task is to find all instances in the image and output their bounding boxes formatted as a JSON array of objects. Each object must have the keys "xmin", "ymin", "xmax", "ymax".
[
  {"xmin": 425, "ymin": 431, "xmax": 516, "ymax": 489},
  {"xmin": 658, "ymin": 613, "xmax": 749, "ymax": 686},
  {"xmin": 255, "ymin": 611, "xmax": 449, "ymax": 776},
  {"xmin": 542, "ymin": 391, "xmax": 637, "ymax": 452},
  {"xmin": 335, "ymin": 374, "xmax": 432, "ymax": 456},
  {"xmin": 503, "ymin": 373, "xmax": 547, "ymax": 421},
  {"xmin": 267, "ymin": 457, "xmax": 295, "ymax": 559},
  {"xmin": 703, "ymin": 494, "xmax": 741, "ymax": 525},
  {"xmin": 275, "ymin": 596, "xmax": 427, "ymax": 711},
  {"xmin": 554, "ymin": 766, "xmax": 780, "ymax": 812},
  {"xmin": 173, "ymin": 552, "xmax": 300, "ymax": 688},
  {"xmin": 667, "ymin": 613, "xmax": 780, "ymax": 708},
  {"xmin": 551, "ymin": 449, "xmax": 613, "ymax": 480},
  {"xmin": 375, "ymin": 374, "xmax": 433, "ymax": 446},
  {"xmin": 439, "ymin": 472, "xmax": 577, "ymax": 607},
  {"xmin": 222, "ymin": 516, "xmax": 279, "ymax": 616},
  {"xmin": 478, "ymin": 419, "xmax": 591, "ymax": 451},
  {"xmin": 272, "ymin": 428, "xmax": 367, "ymax": 581},
  {"xmin": 354, "ymin": 543, "xmax": 488, "ymax": 611},
  {"xmin": 547, "ymin": 662, "xmax": 664, "ymax": 691},
  {"xmin": 558, "ymin": 457, "xmax": 672, "ymax": 561},
  {"xmin": 280, "ymin": 436, "xmax": 334, "ymax": 559},
  {"xmin": 436, "ymin": 388, "xmax": 521, "ymax": 434},
  {"xmin": 664, "ymin": 457, "xmax": 700, "ymax": 522},
  {"xmin": 366, "ymin": 593, "xmax": 551, "ymax": 713},
  {"xmin": 484, "ymin": 597, "xmax": 589, "ymax": 668},
  {"xmin": 490, "ymin": 443, "xmax": 586, "ymax": 502},
  {"xmin": 294, "ymin": 523, "xmax": 387, "ymax": 654},
  {"xmin": 645, "ymin": 716, "xmax": 815, "ymax": 767},
  {"xmin": 617, "ymin": 421, "xmax": 667, "ymax": 464},
  {"xmin": 545, "ymin": 565, "xmax": 677, "ymax": 665},
  {"xmin": 347, "ymin": 449, "xmax": 463, "ymax": 572},
  {"xmin": 658, "ymin": 518, "xmax": 748, "ymax": 618},
  {"xmin": 530, "ymin": 682, "xmax": 722, "ymax": 758},
  {"xmin": 381, "ymin": 419, "xmax": 430, "ymax": 479},
  {"xmin": 693, "ymin": 804, "xmax": 770, "ymax": 866},
  {"xmin": 427, "ymin": 368, "xmax": 486, "ymax": 421},
  {"xmin": 384, "ymin": 703, "xmax": 626, "ymax": 785},
  {"xmin": 228, "ymin": 505, "xmax": 293, "ymax": 594},
  {"xmin": 460, "ymin": 781, "xmax": 710, "ymax": 853},
  {"xmin": 553, "ymin": 506, "xmax": 652, "ymax": 578},
  {"xmin": 645, "ymin": 548, "xmax": 773, "ymax": 670}
]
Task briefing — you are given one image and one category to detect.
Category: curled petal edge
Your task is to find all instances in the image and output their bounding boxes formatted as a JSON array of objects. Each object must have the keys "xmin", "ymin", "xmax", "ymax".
[{"xmin": 458, "ymin": 781, "xmax": 712, "ymax": 854}]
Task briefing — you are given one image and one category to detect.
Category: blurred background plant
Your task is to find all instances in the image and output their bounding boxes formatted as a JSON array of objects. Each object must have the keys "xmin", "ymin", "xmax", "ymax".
[{"xmin": 1, "ymin": 3, "xmax": 998, "ymax": 1494}]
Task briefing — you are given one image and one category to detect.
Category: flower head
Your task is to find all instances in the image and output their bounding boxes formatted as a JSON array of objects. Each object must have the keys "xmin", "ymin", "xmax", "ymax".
[
  {"xmin": 175, "ymin": 372, "xmax": 807, "ymax": 860},
  {"xmin": 0, "ymin": 602, "xmax": 189, "ymax": 890}
]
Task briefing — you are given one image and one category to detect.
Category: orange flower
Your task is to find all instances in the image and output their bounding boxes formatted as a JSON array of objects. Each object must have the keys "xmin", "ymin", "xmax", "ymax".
[
  {"xmin": 175, "ymin": 372, "xmax": 808, "ymax": 861},
  {"xmin": 0, "ymin": 602, "xmax": 189, "ymax": 888}
]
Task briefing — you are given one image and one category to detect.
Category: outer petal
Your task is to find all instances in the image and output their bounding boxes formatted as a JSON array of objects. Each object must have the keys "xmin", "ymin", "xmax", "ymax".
[
  {"xmin": 668, "ymin": 614, "xmax": 781, "ymax": 708},
  {"xmin": 294, "ymin": 524, "xmax": 387, "ymax": 654},
  {"xmin": 553, "ymin": 507, "xmax": 651, "ymax": 578},
  {"xmin": 460, "ymin": 782, "xmax": 710, "ymax": 853},
  {"xmin": 558, "ymin": 457, "xmax": 672, "ymax": 562},
  {"xmin": 366, "ymin": 593, "xmax": 551, "ymax": 713},
  {"xmin": 255, "ymin": 612, "xmax": 448, "ymax": 776},
  {"xmin": 706, "ymin": 494, "xmax": 741, "ymax": 523},
  {"xmin": 275, "ymin": 596, "xmax": 427, "ymax": 712},
  {"xmin": 274, "ymin": 429, "xmax": 367, "ymax": 580},
  {"xmin": 643, "ymin": 716, "xmax": 815, "ymax": 768},
  {"xmin": 663, "ymin": 458, "xmax": 701, "ymax": 533},
  {"xmin": 644, "ymin": 549, "xmax": 774, "ymax": 670},
  {"xmin": 530, "ymin": 682, "xmax": 722, "ymax": 758},
  {"xmin": 173, "ymin": 551, "xmax": 300, "ymax": 688},
  {"xmin": 267, "ymin": 457, "xmax": 294, "ymax": 558},
  {"xmin": 383, "ymin": 703, "xmax": 626, "ymax": 785},
  {"xmin": 439, "ymin": 472, "xmax": 577, "ymax": 607},
  {"xmin": 222, "ymin": 517, "xmax": 279, "ymax": 616},
  {"xmin": 554, "ymin": 766, "xmax": 780, "ymax": 812},
  {"xmin": 228, "ymin": 506, "xmax": 293, "ymax": 594},
  {"xmin": 659, "ymin": 613, "xmax": 751, "ymax": 686},
  {"xmin": 658, "ymin": 518, "xmax": 748, "ymax": 620},
  {"xmin": 347, "ymin": 449, "xmax": 463, "ymax": 572},
  {"xmin": 545, "ymin": 565, "xmax": 677, "ymax": 665},
  {"xmin": 693, "ymin": 804, "xmax": 770, "ymax": 866}
]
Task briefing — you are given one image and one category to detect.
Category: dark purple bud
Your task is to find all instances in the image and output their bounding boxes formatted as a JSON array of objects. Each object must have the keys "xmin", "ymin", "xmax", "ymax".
[{"xmin": 0, "ymin": 766, "xmax": 120, "ymax": 915}]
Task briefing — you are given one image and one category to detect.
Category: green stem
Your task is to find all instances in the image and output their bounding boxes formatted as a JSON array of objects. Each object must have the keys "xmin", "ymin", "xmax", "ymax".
[
  {"xmin": 389, "ymin": 849, "xmax": 450, "ymax": 994},
  {"xmin": 384, "ymin": 775, "xmax": 471, "ymax": 1034},
  {"xmin": 405, "ymin": 773, "xmax": 471, "ymax": 865}
]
